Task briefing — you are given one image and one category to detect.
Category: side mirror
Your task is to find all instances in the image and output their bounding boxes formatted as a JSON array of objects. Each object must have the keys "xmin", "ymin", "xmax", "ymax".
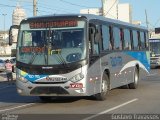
[{"xmin": 9, "ymin": 25, "xmax": 19, "ymax": 46}]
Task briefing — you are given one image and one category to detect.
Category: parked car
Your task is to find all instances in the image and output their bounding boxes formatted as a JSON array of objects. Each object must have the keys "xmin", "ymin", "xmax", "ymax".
[{"xmin": 0, "ymin": 59, "xmax": 5, "ymax": 72}]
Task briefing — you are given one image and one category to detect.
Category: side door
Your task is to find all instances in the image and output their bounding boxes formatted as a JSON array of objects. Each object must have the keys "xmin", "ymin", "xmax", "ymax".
[{"xmin": 88, "ymin": 21, "xmax": 102, "ymax": 94}]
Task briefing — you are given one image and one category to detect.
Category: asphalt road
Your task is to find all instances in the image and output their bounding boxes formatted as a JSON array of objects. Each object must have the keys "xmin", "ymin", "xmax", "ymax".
[{"xmin": 0, "ymin": 69, "xmax": 160, "ymax": 120}]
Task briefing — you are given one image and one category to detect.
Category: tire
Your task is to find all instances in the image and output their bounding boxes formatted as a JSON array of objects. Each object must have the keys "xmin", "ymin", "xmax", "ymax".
[
  {"xmin": 39, "ymin": 96, "xmax": 52, "ymax": 102},
  {"xmin": 95, "ymin": 73, "xmax": 109, "ymax": 101},
  {"xmin": 128, "ymin": 67, "xmax": 139, "ymax": 89}
]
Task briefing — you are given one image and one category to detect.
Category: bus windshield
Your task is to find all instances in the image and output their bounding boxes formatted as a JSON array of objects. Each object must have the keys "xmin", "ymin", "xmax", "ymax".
[
  {"xmin": 150, "ymin": 40, "xmax": 160, "ymax": 56},
  {"xmin": 17, "ymin": 20, "xmax": 86, "ymax": 65}
]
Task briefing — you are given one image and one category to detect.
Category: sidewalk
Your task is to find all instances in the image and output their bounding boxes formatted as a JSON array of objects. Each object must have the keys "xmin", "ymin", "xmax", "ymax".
[{"xmin": 0, "ymin": 72, "xmax": 16, "ymax": 82}]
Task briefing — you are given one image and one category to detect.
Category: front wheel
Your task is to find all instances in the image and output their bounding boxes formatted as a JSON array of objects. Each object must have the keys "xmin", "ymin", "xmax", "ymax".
[{"xmin": 94, "ymin": 73, "xmax": 109, "ymax": 101}]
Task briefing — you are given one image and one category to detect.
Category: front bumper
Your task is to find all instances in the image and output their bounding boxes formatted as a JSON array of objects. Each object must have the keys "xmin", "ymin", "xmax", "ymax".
[{"xmin": 16, "ymin": 80, "xmax": 87, "ymax": 97}]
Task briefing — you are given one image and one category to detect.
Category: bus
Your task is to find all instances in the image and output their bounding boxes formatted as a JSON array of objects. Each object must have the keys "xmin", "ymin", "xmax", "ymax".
[
  {"xmin": 149, "ymin": 38, "xmax": 160, "ymax": 68},
  {"xmin": 9, "ymin": 14, "xmax": 150, "ymax": 101}
]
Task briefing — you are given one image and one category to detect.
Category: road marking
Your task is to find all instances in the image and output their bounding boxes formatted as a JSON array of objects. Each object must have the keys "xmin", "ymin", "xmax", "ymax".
[
  {"xmin": 0, "ymin": 85, "xmax": 11, "ymax": 90},
  {"xmin": 83, "ymin": 98, "xmax": 138, "ymax": 120},
  {"xmin": 147, "ymin": 73, "xmax": 157, "ymax": 76},
  {"xmin": 0, "ymin": 103, "xmax": 36, "ymax": 113}
]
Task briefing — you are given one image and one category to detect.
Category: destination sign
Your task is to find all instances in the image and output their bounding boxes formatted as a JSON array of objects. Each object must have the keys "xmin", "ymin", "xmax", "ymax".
[
  {"xmin": 20, "ymin": 47, "xmax": 45, "ymax": 53},
  {"xmin": 29, "ymin": 20, "xmax": 78, "ymax": 29}
]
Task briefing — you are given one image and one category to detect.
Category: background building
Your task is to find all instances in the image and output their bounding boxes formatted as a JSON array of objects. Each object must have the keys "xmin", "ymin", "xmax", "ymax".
[
  {"xmin": 118, "ymin": 3, "xmax": 132, "ymax": 23},
  {"xmin": 102, "ymin": 0, "xmax": 118, "ymax": 19},
  {"xmin": 80, "ymin": 8, "xmax": 101, "ymax": 16},
  {"xmin": 150, "ymin": 31, "xmax": 160, "ymax": 39},
  {"xmin": 12, "ymin": 5, "xmax": 26, "ymax": 26},
  {"xmin": 0, "ymin": 31, "xmax": 10, "ymax": 56},
  {"xmin": 80, "ymin": 1, "xmax": 132, "ymax": 23},
  {"xmin": 0, "ymin": 5, "xmax": 26, "ymax": 56}
]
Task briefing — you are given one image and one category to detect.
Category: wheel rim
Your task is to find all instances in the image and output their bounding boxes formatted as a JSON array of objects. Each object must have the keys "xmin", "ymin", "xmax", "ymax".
[
  {"xmin": 102, "ymin": 79, "xmax": 108, "ymax": 93},
  {"xmin": 134, "ymin": 70, "xmax": 138, "ymax": 85}
]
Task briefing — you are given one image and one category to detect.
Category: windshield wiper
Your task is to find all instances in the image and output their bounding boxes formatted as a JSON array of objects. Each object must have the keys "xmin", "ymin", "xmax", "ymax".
[
  {"xmin": 55, "ymin": 51, "xmax": 68, "ymax": 67},
  {"xmin": 59, "ymin": 54, "xmax": 67, "ymax": 66}
]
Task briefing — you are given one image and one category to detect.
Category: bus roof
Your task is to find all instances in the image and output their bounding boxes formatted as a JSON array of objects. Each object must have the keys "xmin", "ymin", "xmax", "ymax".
[{"xmin": 22, "ymin": 14, "xmax": 147, "ymax": 31}]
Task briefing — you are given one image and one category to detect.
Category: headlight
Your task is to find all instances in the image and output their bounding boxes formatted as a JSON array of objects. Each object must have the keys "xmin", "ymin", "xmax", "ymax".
[
  {"xmin": 70, "ymin": 73, "xmax": 84, "ymax": 83},
  {"xmin": 17, "ymin": 75, "xmax": 28, "ymax": 83}
]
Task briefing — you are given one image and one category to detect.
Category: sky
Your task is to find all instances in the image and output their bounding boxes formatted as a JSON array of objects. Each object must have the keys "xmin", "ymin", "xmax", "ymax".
[{"xmin": 0, "ymin": 0, "xmax": 160, "ymax": 31}]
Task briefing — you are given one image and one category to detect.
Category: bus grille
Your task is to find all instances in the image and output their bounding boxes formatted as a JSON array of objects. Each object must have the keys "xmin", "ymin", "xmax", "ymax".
[{"xmin": 30, "ymin": 87, "xmax": 69, "ymax": 95}]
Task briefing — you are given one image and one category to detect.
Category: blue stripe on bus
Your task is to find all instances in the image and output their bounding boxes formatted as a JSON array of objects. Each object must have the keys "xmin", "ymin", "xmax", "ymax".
[
  {"xmin": 20, "ymin": 70, "xmax": 47, "ymax": 82},
  {"xmin": 124, "ymin": 51, "xmax": 150, "ymax": 71},
  {"xmin": 24, "ymin": 75, "xmax": 47, "ymax": 82}
]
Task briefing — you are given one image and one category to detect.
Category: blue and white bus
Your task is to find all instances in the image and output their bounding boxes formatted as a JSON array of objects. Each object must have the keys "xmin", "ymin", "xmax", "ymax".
[
  {"xmin": 149, "ymin": 38, "xmax": 160, "ymax": 68},
  {"xmin": 10, "ymin": 14, "xmax": 150, "ymax": 101}
]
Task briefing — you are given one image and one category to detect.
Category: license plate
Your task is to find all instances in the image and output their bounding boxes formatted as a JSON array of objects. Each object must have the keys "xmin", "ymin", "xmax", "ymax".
[{"xmin": 70, "ymin": 83, "xmax": 83, "ymax": 88}]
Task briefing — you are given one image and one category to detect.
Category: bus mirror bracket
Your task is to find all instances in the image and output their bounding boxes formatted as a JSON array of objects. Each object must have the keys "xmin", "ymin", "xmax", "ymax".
[
  {"xmin": 9, "ymin": 33, "xmax": 13, "ymax": 46},
  {"xmin": 89, "ymin": 27, "xmax": 96, "ymax": 42}
]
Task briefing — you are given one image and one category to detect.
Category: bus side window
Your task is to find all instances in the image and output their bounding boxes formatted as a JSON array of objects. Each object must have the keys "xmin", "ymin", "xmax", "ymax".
[
  {"xmin": 94, "ymin": 25, "xmax": 101, "ymax": 54},
  {"xmin": 140, "ymin": 31, "xmax": 145, "ymax": 49},
  {"xmin": 120, "ymin": 28, "xmax": 124, "ymax": 50},
  {"xmin": 101, "ymin": 25, "xmax": 110, "ymax": 51},
  {"xmin": 89, "ymin": 24, "xmax": 101, "ymax": 55},
  {"xmin": 144, "ymin": 32, "xmax": 149, "ymax": 50},
  {"xmin": 124, "ymin": 29, "xmax": 131, "ymax": 50},
  {"xmin": 130, "ymin": 30, "xmax": 134, "ymax": 50},
  {"xmin": 137, "ymin": 31, "xmax": 141, "ymax": 50},
  {"xmin": 89, "ymin": 25, "xmax": 95, "ymax": 54},
  {"xmin": 132, "ymin": 30, "xmax": 139, "ymax": 50},
  {"xmin": 109, "ymin": 26, "xmax": 114, "ymax": 50},
  {"xmin": 113, "ymin": 27, "xmax": 121, "ymax": 50}
]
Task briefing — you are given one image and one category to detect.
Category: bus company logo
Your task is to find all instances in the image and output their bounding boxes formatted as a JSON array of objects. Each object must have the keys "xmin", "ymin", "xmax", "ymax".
[
  {"xmin": 46, "ymin": 76, "xmax": 50, "ymax": 81},
  {"xmin": 110, "ymin": 56, "xmax": 122, "ymax": 67},
  {"xmin": 28, "ymin": 75, "xmax": 40, "ymax": 79}
]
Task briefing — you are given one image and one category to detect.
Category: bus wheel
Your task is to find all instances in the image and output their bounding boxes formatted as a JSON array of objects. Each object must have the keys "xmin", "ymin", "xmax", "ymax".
[
  {"xmin": 129, "ymin": 68, "xmax": 139, "ymax": 89},
  {"xmin": 95, "ymin": 73, "xmax": 109, "ymax": 101},
  {"xmin": 39, "ymin": 96, "xmax": 52, "ymax": 102}
]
